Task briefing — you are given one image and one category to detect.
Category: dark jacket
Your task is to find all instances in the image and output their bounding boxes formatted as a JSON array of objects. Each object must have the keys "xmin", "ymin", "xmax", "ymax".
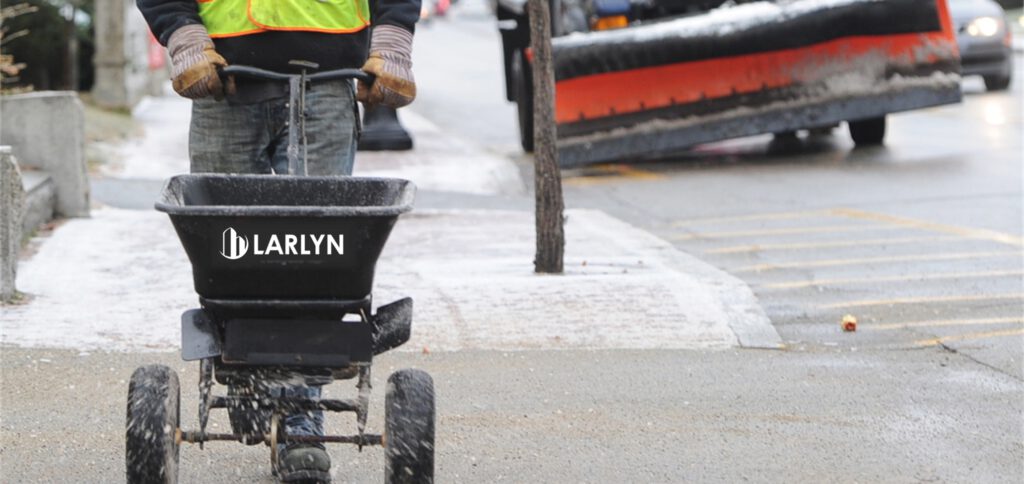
[{"xmin": 136, "ymin": 0, "xmax": 420, "ymax": 72}]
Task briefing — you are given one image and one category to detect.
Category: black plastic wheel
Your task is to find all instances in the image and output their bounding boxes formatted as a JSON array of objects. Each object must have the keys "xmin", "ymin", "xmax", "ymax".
[
  {"xmin": 512, "ymin": 49, "xmax": 535, "ymax": 153},
  {"xmin": 848, "ymin": 116, "xmax": 886, "ymax": 146},
  {"xmin": 126, "ymin": 365, "xmax": 180, "ymax": 484},
  {"xmin": 983, "ymin": 74, "xmax": 1011, "ymax": 91},
  {"xmin": 384, "ymin": 369, "xmax": 435, "ymax": 484}
]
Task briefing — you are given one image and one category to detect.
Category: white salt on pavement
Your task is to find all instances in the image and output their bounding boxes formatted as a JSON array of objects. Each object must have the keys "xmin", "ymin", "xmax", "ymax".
[
  {"xmin": 0, "ymin": 207, "xmax": 779, "ymax": 352},
  {"xmin": 5, "ymin": 83, "xmax": 777, "ymax": 353}
]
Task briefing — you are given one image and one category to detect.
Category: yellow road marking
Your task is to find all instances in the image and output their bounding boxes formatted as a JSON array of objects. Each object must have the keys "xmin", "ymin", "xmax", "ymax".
[
  {"xmin": 821, "ymin": 292, "xmax": 1024, "ymax": 309},
  {"xmin": 673, "ymin": 224, "xmax": 897, "ymax": 241},
  {"xmin": 830, "ymin": 208, "xmax": 1024, "ymax": 248},
  {"xmin": 759, "ymin": 269, "xmax": 1024, "ymax": 290},
  {"xmin": 915, "ymin": 328, "xmax": 1024, "ymax": 347},
  {"xmin": 734, "ymin": 251, "xmax": 1021, "ymax": 273},
  {"xmin": 707, "ymin": 236, "xmax": 958, "ymax": 254},
  {"xmin": 565, "ymin": 164, "xmax": 665, "ymax": 186},
  {"xmin": 865, "ymin": 317, "xmax": 1024, "ymax": 331},
  {"xmin": 671, "ymin": 210, "xmax": 830, "ymax": 227}
]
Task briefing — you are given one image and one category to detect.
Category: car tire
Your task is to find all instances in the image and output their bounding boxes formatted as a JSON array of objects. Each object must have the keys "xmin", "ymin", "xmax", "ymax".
[
  {"xmin": 983, "ymin": 74, "xmax": 1011, "ymax": 91},
  {"xmin": 848, "ymin": 116, "xmax": 886, "ymax": 146}
]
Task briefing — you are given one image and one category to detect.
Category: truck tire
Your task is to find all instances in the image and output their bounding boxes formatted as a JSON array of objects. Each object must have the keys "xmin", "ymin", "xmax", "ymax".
[
  {"xmin": 126, "ymin": 365, "xmax": 180, "ymax": 484},
  {"xmin": 512, "ymin": 49, "xmax": 535, "ymax": 153},
  {"xmin": 983, "ymin": 74, "xmax": 1011, "ymax": 91},
  {"xmin": 848, "ymin": 116, "xmax": 886, "ymax": 146}
]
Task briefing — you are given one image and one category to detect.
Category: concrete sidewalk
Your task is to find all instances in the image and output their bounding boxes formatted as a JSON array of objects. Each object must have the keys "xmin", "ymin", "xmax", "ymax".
[
  {"xmin": 0, "ymin": 206, "xmax": 779, "ymax": 352},
  {"xmin": 6, "ymin": 91, "xmax": 778, "ymax": 353}
]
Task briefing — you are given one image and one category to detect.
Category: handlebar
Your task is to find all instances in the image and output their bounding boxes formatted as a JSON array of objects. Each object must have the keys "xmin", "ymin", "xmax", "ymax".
[{"xmin": 220, "ymin": 65, "xmax": 375, "ymax": 84}]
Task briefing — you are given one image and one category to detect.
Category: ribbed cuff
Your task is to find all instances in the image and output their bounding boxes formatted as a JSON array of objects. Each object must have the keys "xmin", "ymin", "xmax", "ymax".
[
  {"xmin": 168, "ymin": 24, "xmax": 213, "ymax": 58},
  {"xmin": 370, "ymin": 24, "xmax": 413, "ymax": 58}
]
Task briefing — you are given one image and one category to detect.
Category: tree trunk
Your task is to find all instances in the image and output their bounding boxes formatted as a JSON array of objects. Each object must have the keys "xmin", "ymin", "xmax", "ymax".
[{"xmin": 528, "ymin": 0, "xmax": 564, "ymax": 274}]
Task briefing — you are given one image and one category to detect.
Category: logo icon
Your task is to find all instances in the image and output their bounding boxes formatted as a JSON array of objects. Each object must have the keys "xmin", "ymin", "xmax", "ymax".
[{"xmin": 220, "ymin": 227, "xmax": 249, "ymax": 260}]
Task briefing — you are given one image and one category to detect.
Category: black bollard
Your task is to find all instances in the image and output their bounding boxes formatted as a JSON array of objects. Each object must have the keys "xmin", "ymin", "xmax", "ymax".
[{"xmin": 358, "ymin": 105, "xmax": 414, "ymax": 151}]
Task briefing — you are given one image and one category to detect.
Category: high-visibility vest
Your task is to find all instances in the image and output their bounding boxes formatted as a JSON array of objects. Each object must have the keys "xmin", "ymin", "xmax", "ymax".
[{"xmin": 197, "ymin": 0, "xmax": 371, "ymax": 38}]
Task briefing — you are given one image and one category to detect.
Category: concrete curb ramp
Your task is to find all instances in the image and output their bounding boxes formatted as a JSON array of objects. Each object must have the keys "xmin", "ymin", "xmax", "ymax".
[
  {"xmin": 1, "ymin": 207, "xmax": 779, "ymax": 352},
  {"xmin": 376, "ymin": 208, "xmax": 780, "ymax": 351}
]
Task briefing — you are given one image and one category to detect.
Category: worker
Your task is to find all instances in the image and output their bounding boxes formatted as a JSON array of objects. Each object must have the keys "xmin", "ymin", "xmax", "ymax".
[{"xmin": 136, "ymin": 0, "xmax": 421, "ymax": 481}]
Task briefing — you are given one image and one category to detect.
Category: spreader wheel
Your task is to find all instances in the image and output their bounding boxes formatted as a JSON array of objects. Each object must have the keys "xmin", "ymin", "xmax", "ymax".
[
  {"xmin": 384, "ymin": 369, "xmax": 435, "ymax": 484},
  {"xmin": 848, "ymin": 116, "xmax": 886, "ymax": 146},
  {"xmin": 126, "ymin": 364, "xmax": 181, "ymax": 484}
]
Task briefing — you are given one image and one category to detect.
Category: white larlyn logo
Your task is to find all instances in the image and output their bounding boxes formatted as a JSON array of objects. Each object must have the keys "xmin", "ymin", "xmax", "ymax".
[{"xmin": 220, "ymin": 227, "xmax": 344, "ymax": 260}]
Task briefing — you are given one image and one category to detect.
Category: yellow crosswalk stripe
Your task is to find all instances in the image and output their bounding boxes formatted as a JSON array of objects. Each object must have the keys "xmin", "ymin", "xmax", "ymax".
[
  {"xmin": 915, "ymin": 328, "xmax": 1024, "ymax": 347},
  {"xmin": 865, "ymin": 317, "xmax": 1024, "ymax": 331},
  {"xmin": 707, "ymin": 236, "xmax": 959, "ymax": 254},
  {"xmin": 831, "ymin": 208, "xmax": 1024, "ymax": 247},
  {"xmin": 734, "ymin": 251, "xmax": 1020, "ymax": 273},
  {"xmin": 759, "ymin": 269, "xmax": 1024, "ymax": 290},
  {"xmin": 673, "ymin": 224, "xmax": 897, "ymax": 241},
  {"xmin": 821, "ymin": 292, "xmax": 1024, "ymax": 309}
]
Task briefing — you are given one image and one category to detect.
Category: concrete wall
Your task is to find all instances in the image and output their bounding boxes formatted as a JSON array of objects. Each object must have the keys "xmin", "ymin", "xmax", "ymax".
[
  {"xmin": 0, "ymin": 92, "xmax": 90, "ymax": 217},
  {"xmin": 92, "ymin": 0, "xmax": 167, "ymax": 109}
]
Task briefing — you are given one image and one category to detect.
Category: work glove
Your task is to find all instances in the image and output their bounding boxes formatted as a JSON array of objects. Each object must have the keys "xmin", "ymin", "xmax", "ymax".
[
  {"xmin": 357, "ymin": 25, "xmax": 416, "ymax": 108},
  {"xmin": 167, "ymin": 24, "xmax": 228, "ymax": 100}
]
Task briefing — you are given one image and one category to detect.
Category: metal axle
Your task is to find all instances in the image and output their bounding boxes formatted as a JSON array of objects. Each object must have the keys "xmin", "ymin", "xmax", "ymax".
[{"xmin": 177, "ymin": 429, "xmax": 383, "ymax": 447}]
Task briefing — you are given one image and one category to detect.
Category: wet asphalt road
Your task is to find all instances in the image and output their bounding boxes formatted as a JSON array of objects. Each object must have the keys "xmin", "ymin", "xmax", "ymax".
[
  {"xmin": 6, "ymin": 1, "xmax": 1023, "ymax": 482},
  {"xmin": 412, "ymin": 4, "xmax": 1024, "ymax": 377},
  {"xmin": 2, "ymin": 346, "xmax": 1021, "ymax": 482}
]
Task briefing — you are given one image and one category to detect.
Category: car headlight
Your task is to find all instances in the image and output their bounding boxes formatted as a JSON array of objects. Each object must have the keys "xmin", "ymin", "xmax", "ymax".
[{"xmin": 966, "ymin": 16, "xmax": 1002, "ymax": 37}]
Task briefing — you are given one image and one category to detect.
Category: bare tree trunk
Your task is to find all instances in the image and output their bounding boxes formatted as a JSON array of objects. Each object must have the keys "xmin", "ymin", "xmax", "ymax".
[{"xmin": 528, "ymin": 0, "xmax": 564, "ymax": 274}]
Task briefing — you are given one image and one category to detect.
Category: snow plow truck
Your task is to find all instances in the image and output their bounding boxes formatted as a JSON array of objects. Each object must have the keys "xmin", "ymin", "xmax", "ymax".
[{"xmin": 496, "ymin": 0, "xmax": 963, "ymax": 167}]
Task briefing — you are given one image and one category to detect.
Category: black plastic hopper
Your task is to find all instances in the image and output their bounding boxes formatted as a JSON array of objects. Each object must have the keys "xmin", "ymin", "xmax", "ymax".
[{"xmin": 156, "ymin": 174, "xmax": 415, "ymax": 301}]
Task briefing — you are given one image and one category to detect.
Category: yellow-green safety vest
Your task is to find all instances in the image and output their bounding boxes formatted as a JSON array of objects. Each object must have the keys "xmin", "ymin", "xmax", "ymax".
[{"xmin": 197, "ymin": 0, "xmax": 371, "ymax": 38}]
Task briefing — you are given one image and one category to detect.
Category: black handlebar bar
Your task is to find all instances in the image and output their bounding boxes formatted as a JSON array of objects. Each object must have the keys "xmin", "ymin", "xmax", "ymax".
[{"xmin": 220, "ymin": 65, "xmax": 375, "ymax": 84}]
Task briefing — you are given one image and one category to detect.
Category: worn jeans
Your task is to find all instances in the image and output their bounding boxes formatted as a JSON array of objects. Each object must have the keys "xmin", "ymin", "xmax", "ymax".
[
  {"xmin": 190, "ymin": 80, "xmax": 359, "ymax": 443},
  {"xmin": 189, "ymin": 79, "xmax": 358, "ymax": 175}
]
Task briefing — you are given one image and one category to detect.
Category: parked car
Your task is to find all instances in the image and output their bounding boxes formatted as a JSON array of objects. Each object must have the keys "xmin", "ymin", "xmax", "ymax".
[{"xmin": 948, "ymin": 0, "xmax": 1014, "ymax": 90}]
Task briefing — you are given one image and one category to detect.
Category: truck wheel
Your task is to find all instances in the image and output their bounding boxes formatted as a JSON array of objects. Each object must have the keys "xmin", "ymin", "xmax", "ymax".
[
  {"xmin": 126, "ymin": 365, "xmax": 180, "ymax": 484},
  {"xmin": 512, "ymin": 49, "xmax": 535, "ymax": 153},
  {"xmin": 848, "ymin": 117, "xmax": 886, "ymax": 146},
  {"xmin": 983, "ymin": 74, "xmax": 1011, "ymax": 91},
  {"xmin": 384, "ymin": 369, "xmax": 435, "ymax": 484}
]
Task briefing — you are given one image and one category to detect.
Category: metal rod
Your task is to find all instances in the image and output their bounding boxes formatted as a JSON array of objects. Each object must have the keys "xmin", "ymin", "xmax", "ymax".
[
  {"xmin": 179, "ymin": 430, "xmax": 382, "ymax": 446},
  {"xmin": 209, "ymin": 396, "xmax": 360, "ymax": 412},
  {"xmin": 287, "ymin": 75, "xmax": 301, "ymax": 175}
]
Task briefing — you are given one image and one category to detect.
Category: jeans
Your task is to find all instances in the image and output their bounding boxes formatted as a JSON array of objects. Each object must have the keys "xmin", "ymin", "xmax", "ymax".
[
  {"xmin": 190, "ymin": 80, "xmax": 359, "ymax": 444},
  {"xmin": 189, "ymin": 79, "xmax": 358, "ymax": 175}
]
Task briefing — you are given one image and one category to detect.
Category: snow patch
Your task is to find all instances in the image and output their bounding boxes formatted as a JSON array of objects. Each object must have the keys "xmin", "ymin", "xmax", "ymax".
[{"xmin": 556, "ymin": 0, "xmax": 884, "ymax": 47}]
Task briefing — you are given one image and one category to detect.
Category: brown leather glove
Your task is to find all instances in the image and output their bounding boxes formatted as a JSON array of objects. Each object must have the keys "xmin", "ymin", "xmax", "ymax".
[
  {"xmin": 167, "ymin": 24, "xmax": 228, "ymax": 100},
  {"xmin": 357, "ymin": 25, "xmax": 416, "ymax": 108}
]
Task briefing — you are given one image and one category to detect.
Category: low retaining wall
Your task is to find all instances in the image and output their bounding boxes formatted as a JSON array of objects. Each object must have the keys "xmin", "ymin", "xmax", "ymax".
[{"xmin": 0, "ymin": 91, "xmax": 89, "ymax": 217}]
